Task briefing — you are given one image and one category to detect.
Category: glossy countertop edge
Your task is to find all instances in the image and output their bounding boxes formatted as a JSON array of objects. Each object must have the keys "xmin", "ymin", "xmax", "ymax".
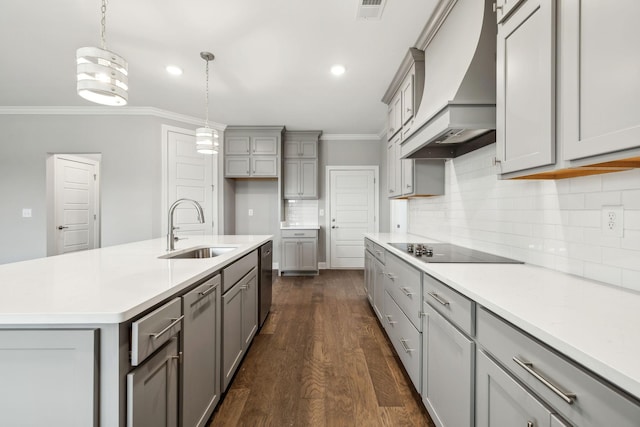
[
  {"xmin": 365, "ymin": 232, "xmax": 640, "ymax": 401},
  {"xmin": 280, "ymin": 225, "xmax": 320, "ymax": 230},
  {"xmin": 0, "ymin": 235, "xmax": 273, "ymax": 325}
]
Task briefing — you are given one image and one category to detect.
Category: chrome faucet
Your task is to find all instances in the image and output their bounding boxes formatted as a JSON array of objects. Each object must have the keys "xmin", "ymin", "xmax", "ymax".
[{"xmin": 167, "ymin": 198, "xmax": 205, "ymax": 251}]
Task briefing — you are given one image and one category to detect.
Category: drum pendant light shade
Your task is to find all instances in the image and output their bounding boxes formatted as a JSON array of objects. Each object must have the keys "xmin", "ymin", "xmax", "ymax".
[
  {"xmin": 196, "ymin": 51, "xmax": 218, "ymax": 154},
  {"xmin": 77, "ymin": 47, "xmax": 128, "ymax": 106}
]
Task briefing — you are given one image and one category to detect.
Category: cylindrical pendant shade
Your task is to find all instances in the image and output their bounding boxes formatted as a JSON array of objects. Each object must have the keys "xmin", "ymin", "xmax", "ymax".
[
  {"xmin": 196, "ymin": 127, "xmax": 219, "ymax": 154},
  {"xmin": 77, "ymin": 47, "xmax": 128, "ymax": 106}
]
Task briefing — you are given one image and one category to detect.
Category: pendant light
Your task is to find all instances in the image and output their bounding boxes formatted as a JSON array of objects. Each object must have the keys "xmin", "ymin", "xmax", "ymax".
[
  {"xmin": 76, "ymin": 0, "xmax": 128, "ymax": 106},
  {"xmin": 196, "ymin": 52, "xmax": 219, "ymax": 155}
]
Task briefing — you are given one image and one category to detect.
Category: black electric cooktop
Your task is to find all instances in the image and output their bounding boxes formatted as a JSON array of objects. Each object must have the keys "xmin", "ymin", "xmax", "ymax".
[{"xmin": 388, "ymin": 243, "xmax": 523, "ymax": 264}]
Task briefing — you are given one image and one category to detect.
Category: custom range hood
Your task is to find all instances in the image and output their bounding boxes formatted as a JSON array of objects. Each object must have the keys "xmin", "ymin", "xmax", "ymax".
[{"xmin": 401, "ymin": 0, "xmax": 497, "ymax": 159}]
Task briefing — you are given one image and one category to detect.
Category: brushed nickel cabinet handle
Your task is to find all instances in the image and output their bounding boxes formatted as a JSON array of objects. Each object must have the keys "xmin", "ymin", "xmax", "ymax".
[
  {"xmin": 428, "ymin": 292, "xmax": 450, "ymax": 306},
  {"xmin": 401, "ymin": 287, "xmax": 415, "ymax": 297},
  {"xmin": 400, "ymin": 338, "xmax": 415, "ymax": 353},
  {"xmin": 150, "ymin": 315, "xmax": 184, "ymax": 340},
  {"xmin": 512, "ymin": 357, "xmax": 576, "ymax": 404}
]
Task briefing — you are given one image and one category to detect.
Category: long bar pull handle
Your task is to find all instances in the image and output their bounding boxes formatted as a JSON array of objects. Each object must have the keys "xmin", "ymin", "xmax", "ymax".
[
  {"xmin": 401, "ymin": 287, "xmax": 415, "ymax": 297},
  {"xmin": 527, "ymin": 422, "xmax": 534, "ymax": 427},
  {"xmin": 150, "ymin": 315, "xmax": 184, "ymax": 340},
  {"xmin": 512, "ymin": 357, "xmax": 576, "ymax": 404},
  {"xmin": 385, "ymin": 314, "xmax": 397, "ymax": 325},
  {"xmin": 386, "ymin": 273, "xmax": 396, "ymax": 281},
  {"xmin": 428, "ymin": 292, "xmax": 450, "ymax": 307},
  {"xmin": 198, "ymin": 284, "xmax": 217, "ymax": 298},
  {"xmin": 400, "ymin": 338, "xmax": 415, "ymax": 353}
]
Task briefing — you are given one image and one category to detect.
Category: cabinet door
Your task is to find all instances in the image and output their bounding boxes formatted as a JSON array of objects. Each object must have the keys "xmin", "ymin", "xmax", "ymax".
[
  {"xmin": 497, "ymin": 0, "xmax": 555, "ymax": 174},
  {"xmin": 241, "ymin": 272, "xmax": 258, "ymax": 347},
  {"xmin": 0, "ymin": 329, "xmax": 98, "ymax": 427},
  {"xmin": 127, "ymin": 338, "xmax": 179, "ymax": 427},
  {"xmin": 423, "ymin": 302, "xmax": 474, "ymax": 427},
  {"xmin": 252, "ymin": 136, "xmax": 278, "ymax": 155},
  {"xmin": 226, "ymin": 136, "xmax": 251, "ymax": 155},
  {"xmin": 476, "ymin": 349, "xmax": 554, "ymax": 427},
  {"xmin": 284, "ymin": 141, "xmax": 300, "ymax": 157},
  {"xmin": 283, "ymin": 159, "xmax": 300, "ymax": 198},
  {"xmin": 401, "ymin": 159, "xmax": 414, "ymax": 195},
  {"xmin": 299, "ymin": 140, "xmax": 317, "ymax": 158},
  {"xmin": 281, "ymin": 239, "xmax": 299, "ymax": 271},
  {"xmin": 182, "ymin": 276, "xmax": 221, "ymax": 427},
  {"xmin": 225, "ymin": 157, "xmax": 250, "ymax": 177},
  {"xmin": 364, "ymin": 251, "xmax": 373, "ymax": 304},
  {"xmin": 401, "ymin": 73, "xmax": 415, "ymax": 125},
  {"xmin": 298, "ymin": 239, "xmax": 317, "ymax": 271},
  {"xmin": 495, "ymin": 0, "xmax": 527, "ymax": 23},
  {"xmin": 299, "ymin": 159, "xmax": 317, "ymax": 198},
  {"xmin": 391, "ymin": 92, "xmax": 402, "ymax": 137},
  {"xmin": 372, "ymin": 257, "xmax": 385, "ymax": 322},
  {"xmin": 561, "ymin": 0, "xmax": 640, "ymax": 160},
  {"xmin": 222, "ymin": 283, "xmax": 244, "ymax": 391},
  {"xmin": 251, "ymin": 156, "xmax": 278, "ymax": 177},
  {"xmin": 387, "ymin": 137, "xmax": 399, "ymax": 197}
]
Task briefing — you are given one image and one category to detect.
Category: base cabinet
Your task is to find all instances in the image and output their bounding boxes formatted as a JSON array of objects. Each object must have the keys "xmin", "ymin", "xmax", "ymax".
[
  {"xmin": 422, "ymin": 302, "xmax": 474, "ymax": 427},
  {"xmin": 127, "ymin": 338, "xmax": 180, "ymax": 427},
  {"xmin": 280, "ymin": 229, "xmax": 318, "ymax": 275},
  {"xmin": 476, "ymin": 350, "xmax": 566, "ymax": 427},
  {"xmin": 182, "ymin": 275, "xmax": 221, "ymax": 427},
  {"xmin": 222, "ymin": 267, "xmax": 258, "ymax": 391}
]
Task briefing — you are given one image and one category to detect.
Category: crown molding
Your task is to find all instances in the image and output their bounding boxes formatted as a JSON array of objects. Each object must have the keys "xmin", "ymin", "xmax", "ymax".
[
  {"xmin": 0, "ymin": 106, "xmax": 227, "ymax": 131},
  {"xmin": 320, "ymin": 133, "xmax": 381, "ymax": 141}
]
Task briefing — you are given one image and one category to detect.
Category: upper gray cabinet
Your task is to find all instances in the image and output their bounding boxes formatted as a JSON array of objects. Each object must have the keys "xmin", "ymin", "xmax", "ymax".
[
  {"xmin": 498, "ymin": 0, "xmax": 640, "ymax": 179},
  {"xmin": 496, "ymin": 0, "xmax": 556, "ymax": 174},
  {"xmin": 224, "ymin": 126, "xmax": 283, "ymax": 178},
  {"xmin": 560, "ymin": 0, "xmax": 640, "ymax": 161},
  {"xmin": 283, "ymin": 131, "xmax": 320, "ymax": 199}
]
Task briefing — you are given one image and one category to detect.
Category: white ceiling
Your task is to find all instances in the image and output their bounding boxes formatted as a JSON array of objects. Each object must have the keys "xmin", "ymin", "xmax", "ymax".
[{"xmin": 0, "ymin": 0, "xmax": 437, "ymax": 134}]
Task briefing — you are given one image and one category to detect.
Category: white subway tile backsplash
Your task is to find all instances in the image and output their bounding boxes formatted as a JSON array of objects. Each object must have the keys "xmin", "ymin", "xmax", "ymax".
[{"xmin": 408, "ymin": 144, "xmax": 640, "ymax": 288}]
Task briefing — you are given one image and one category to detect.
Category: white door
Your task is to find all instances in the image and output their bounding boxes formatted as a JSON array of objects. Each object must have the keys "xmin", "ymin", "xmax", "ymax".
[
  {"xmin": 165, "ymin": 128, "xmax": 216, "ymax": 237},
  {"xmin": 328, "ymin": 168, "xmax": 377, "ymax": 268},
  {"xmin": 52, "ymin": 155, "xmax": 99, "ymax": 255}
]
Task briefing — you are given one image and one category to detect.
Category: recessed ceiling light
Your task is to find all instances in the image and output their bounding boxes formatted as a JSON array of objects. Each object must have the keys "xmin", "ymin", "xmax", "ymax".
[
  {"xmin": 166, "ymin": 65, "xmax": 183, "ymax": 76},
  {"xmin": 331, "ymin": 64, "xmax": 346, "ymax": 76}
]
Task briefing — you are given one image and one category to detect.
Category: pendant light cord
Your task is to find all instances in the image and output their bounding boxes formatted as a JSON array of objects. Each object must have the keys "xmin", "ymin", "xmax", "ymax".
[
  {"xmin": 204, "ymin": 58, "xmax": 210, "ymax": 129},
  {"xmin": 100, "ymin": 0, "xmax": 107, "ymax": 50}
]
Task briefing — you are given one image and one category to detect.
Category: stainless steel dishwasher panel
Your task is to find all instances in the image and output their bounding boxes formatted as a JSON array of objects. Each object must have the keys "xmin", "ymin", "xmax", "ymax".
[{"xmin": 258, "ymin": 241, "xmax": 273, "ymax": 327}]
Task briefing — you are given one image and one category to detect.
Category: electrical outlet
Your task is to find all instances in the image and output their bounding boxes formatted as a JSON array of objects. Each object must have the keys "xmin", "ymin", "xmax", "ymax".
[
  {"xmin": 22, "ymin": 208, "xmax": 32, "ymax": 218},
  {"xmin": 602, "ymin": 205, "xmax": 624, "ymax": 237},
  {"xmin": 248, "ymin": 209, "xmax": 254, "ymax": 217},
  {"xmin": 319, "ymin": 209, "xmax": 325, "ymax": 217}
]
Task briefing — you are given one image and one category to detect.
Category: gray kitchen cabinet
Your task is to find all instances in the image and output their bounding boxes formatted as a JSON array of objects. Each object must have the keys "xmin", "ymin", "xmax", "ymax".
[
  {"xmin": 560, "ymin": 1, "xmax": 640, "ymax": 161},
  {"xmin": 224, "ymin": 126, "xmax": 282, "ymax": 178},
  {"xmin": 477, "ymin": 307, "xmax": 640, "ymax": 427},
  {"xmin": 280, "ymin": 229, "xmax": 318, "ymax": 275},
  {"xmin": 283, "ymin": 131, "xmax": 320, "ymax": 199},
  {"xmin": 364, "ymin": 250, "xmax": 373, "ymax": 304},
  {"xmin": 222, "ymin": 257, "xmax": 259, "ymax": 391},
  {"xmin": 496, "ymin": 0, "xmax": 556, "ymax": 174},
  {"xmin": 283, "ymin": 158, "xmax": 317, "ymax": 199},
  {"xmin": 384, "ymin": 252, "xmax": 422, "ymax": 330},
  {"xmin": 372, "ymin": 255, "xmax": 385, "ymax": 321},
  {"xmin": 364, "ymin": 238, "xmax": 386, "ymax": 320},
  {"xmin": 422, "ymin": 301, "xmax": 474, "ymax": 427},
  {"xmin": 0, "ymin": 329, "xmax": 99, "ymax": 427},
  {"xmin": 182, "ymin": 275, "xmax": 221, "ymax": 427},
  {"xmin": 388, "ymin": 91, "xmax": 402, "ymax": 139},
  {"xmin": 387, "ymin": 134, "xmax": 401, "ymax": 197},
  {"xmin": 476, "ymin": 349, "xmax": 561, "ymax": 427},
  {"xmin": 127, "ymin": 338, "xmax": 180, "ymax": 427}
]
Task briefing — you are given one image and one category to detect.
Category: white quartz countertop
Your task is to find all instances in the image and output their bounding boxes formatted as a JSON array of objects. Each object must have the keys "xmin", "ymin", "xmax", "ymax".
[
  {"xmin": 0, "ymin": 235, "xmax": 272, "ymax": 324},
  {"xmin": 366, "ymin": 232, "xmax": 640, "ymax": 401},
  {"xmin": 280, "ymin": 225, "xmax": 320, "ymax": 230}
]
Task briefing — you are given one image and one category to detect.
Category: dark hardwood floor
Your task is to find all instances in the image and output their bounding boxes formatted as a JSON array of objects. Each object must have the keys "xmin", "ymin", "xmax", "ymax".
[{"xmin": 209, "ymin": 270, "xmax": 435, "ymax": 427}]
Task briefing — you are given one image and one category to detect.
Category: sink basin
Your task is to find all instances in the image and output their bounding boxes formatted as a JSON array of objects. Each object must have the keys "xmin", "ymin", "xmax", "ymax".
[{"xmin": 159, "ymin": 246, "xmax": 237, "ymax": 259}]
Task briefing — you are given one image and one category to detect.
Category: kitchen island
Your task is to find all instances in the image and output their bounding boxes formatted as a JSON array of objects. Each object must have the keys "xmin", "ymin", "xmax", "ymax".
[{"xmin": 0, "ymin": 235, "xmax": 272, "ymax": 427}]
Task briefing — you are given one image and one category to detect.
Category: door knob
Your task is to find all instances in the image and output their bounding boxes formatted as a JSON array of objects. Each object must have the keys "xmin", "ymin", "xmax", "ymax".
[
  {"xmin": 332, "ymin": 225, "xmax": 339, "ymax": 229},
  {"xmin": 57, "ymin": 226, "xmax": 69, "ymax": 230}
]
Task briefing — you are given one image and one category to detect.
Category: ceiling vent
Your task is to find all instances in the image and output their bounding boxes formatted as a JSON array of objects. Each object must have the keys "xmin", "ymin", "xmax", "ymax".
[{"xmin": 356, "ymin": 0, "xmax": 387, "ymax": 20}]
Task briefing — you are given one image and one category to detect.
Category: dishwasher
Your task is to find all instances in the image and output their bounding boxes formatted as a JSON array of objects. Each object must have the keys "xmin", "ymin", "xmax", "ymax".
[{"xmin": 258, "ymin": 241, "xmax": 273, "ymax": 327}]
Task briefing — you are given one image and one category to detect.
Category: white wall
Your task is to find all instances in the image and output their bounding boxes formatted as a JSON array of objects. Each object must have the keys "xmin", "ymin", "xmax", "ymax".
[
  {"xmin": 0, "ymin": 114, "xmax": 196, "ymax": 264},
  {"xmin": 407, "ymin": 144, "xmax": 640, "ymax": 291}
]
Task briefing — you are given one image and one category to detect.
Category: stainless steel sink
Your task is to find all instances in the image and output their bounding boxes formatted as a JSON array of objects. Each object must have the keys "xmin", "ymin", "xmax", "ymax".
[{"xmin": 159, "ymin": 246, "xmax": 237, "ymax": 259}]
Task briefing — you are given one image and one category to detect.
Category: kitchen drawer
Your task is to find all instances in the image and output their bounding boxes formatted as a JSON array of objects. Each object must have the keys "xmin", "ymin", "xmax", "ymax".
[
  {"xmin": 424, "ymin": 273, "xmax": 475, "ymax": 336},
  {"xmin": 281, "ymin": 229, "xmax": 317, "ymax": 238},
  {"xmin": 222, "ymin": 250, "xmax": 257, "ymax": 293},
  {"xmin": 364, "ymin": 238, "xmax": 374, "ymax": 253},
  {"xmin": 131, "ymin": 297, "xmax": 182, "ymax": 366},
  {"xmin": 383, "ymin": 290, "xmax": 421, "ymax": 393},
  {"xmin": 371, "ymin": 242, "xmax": 386, "ymax": 264},
  {"xmin": 477, "ymin": 307, "xmax": 640, "ymax": 427},
  {"xmin": 385, "ymin": 253, "xmax": 421, "ymax": 330}
]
